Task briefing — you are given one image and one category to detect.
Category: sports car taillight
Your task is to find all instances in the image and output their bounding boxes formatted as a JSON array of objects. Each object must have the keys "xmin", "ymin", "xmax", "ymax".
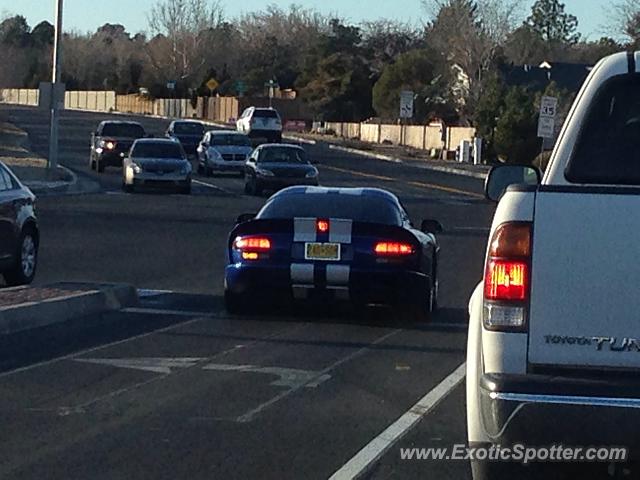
[
  {"xmin": 483, "ymin": 222, "xmax": 531, "ymax": 331},
  {"xmin": 233, "ymin": 236, "xmax": 271, "ymax": 251},
  {"xmin": 374, "ymin": 242, "xmax": 414, "ymax": 255}
]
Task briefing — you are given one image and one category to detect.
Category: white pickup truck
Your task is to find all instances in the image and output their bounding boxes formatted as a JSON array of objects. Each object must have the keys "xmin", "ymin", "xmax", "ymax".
[{"xmin": 467, "ymin": 51, "xmax": 640, "ymax": 479}]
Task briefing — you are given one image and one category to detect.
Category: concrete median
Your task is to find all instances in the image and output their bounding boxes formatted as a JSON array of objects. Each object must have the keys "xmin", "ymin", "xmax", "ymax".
[{"xmin": 0, "ymin": 283, "xmax": 139, "ymax": 335}]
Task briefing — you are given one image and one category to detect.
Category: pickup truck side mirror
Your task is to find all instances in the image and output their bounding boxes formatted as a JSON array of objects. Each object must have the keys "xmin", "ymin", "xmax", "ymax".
[
  {"xmin": 236, "ymin": 213, "xmax": 256, "ymax": 224},
  {"xmin": 485, "ymin": 165, "xmax": 541, "ymax": 202},
  {"xmin": 421, "ymin": 219, "xmax": 443, "ymax": 234}
]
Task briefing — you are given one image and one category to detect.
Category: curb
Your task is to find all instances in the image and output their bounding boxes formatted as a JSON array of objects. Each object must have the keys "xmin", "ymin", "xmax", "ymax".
[
  {"xmin": 327, "ymin": 144, "xmax": 489, "ymax": 180},
  {"xmin": 0, "ymin": 283, "xmax": 139, "ymax": 335}
]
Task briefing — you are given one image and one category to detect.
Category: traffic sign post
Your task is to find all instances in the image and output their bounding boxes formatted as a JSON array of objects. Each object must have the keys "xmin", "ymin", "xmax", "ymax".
[
  {"xmin": 206, "ymin": 78, "xmax": 219, "ymax": 95},
  {"xmin": 399, "ymin": 91, "xmax": 414, "ymax": 146},
  {"xmin": 265, "ymin": 80, "xmax": 279, "ymax": 108},
  {"xmin": 537, "ymin": 95, "xmax": 558, "ymax": 156},
  {"xmin": 537, "ymin": 96, "xmax": 557, "ymax": 139},
  {"xmin": 399, "ymin": 90, "xmax": 414, "ymax": 119}
]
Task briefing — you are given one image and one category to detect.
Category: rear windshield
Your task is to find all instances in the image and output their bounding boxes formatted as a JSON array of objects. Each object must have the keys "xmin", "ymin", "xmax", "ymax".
[
  {"xmin": 258, "ymin": 194, "xmax": 402, "ymax": 226},
  {"xmin": 253, "ymin": 109, "xmax": 279, "ymax": 119},
  {"xmin": 174, "ymin": 122, "xmax": 204, "ymax": 135},
  {"xmin": 101, "ymin": 123, "xmax": 145, "ymax": 138},
  {"xmin": 211, "ymin": 134, "xmax": 251, "ymax": 146},
  {"xmin": 566, "ymin": 75, "xmax": 640, "ymax": 185},
  {"xmin": 258, "ymin": 147, "xmax": 307, "ymax": 164},
  {"xmin": 132, "ymin": 142, "xmax": 184, "ymax": 159}
]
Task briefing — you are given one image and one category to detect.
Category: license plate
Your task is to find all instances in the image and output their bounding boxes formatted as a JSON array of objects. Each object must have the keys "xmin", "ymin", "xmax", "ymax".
[{"xmin": 305, "ymin": 242, "xmax": 340, "ymax": 261}]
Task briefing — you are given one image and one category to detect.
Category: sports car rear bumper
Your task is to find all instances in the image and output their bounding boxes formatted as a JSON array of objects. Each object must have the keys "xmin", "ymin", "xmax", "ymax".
[{"xmin": 224, "ymin": 263, "xmax": 428, "ymax": 305}]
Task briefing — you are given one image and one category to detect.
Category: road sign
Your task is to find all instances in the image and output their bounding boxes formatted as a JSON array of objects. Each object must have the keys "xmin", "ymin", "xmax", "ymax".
[
  {"xmin": 537, "ymin": 96, "xmax": 558, "ymax": 139},
  {"xmin": 537, "ymin": 116, "xmax": 556, "ymax": 139},
  {"xmin": 235, "ymin": 80, "xmax": 247, "ymax": 97},
  {"xmin": 399, "ymin": 90, "xmax": 414, "ymax": 119},
  {"xmin": 206, "ymin": 78, "xmax": 219, "ymax": 92}
]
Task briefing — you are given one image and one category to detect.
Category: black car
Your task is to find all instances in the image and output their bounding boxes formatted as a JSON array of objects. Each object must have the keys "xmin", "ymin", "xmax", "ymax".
[
  {"xmin": 244, "ymin": 144, "xmax": 319, "ymax": 195},
  {"xmin": 166, "ymin": 120, "xmax": 205, "ymax": 155},
  {"xmin": 90, "ymin": 121, "xmax": 147, "ymax": 173},
  {"xmin": 0, "ymin": 162, "xmax": 39, "ymax": 286}
]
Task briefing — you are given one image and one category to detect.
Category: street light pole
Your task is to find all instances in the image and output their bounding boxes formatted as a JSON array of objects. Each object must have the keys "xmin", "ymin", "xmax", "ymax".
[{"xmin": 48, "ymin": 0, "xmax": 63, "ymax": 171}]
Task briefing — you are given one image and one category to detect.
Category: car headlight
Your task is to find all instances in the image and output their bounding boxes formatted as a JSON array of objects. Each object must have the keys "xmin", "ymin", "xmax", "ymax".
[
  {"xmin": 256, "ymin": 168, "xmax": 274, "ymax": 177},
  {"xmin": 131, "ymin": 163, "xmax": 142, "ymax": 174},
  {"xmin": 180, "ymin": 163, "xmax": 192, "ymax": 175},
  {"xmin": 208, "ymin": 149, "xmax": 222, "ymax": 160},
  {"xmin": 306, "ymin": 169, "xmax": 318, "ymax": 178}
]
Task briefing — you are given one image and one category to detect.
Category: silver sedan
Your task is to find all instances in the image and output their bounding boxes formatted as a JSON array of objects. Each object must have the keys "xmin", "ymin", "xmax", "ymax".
[{"xmin": 122, "ymin": 139, "xmax": 192, "ymax": 194}]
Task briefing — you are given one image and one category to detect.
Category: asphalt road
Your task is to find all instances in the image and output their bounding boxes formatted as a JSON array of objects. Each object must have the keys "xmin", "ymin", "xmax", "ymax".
[{"xmin": 0, "ymin": 105, "xmax": 496, "ymax": 480}]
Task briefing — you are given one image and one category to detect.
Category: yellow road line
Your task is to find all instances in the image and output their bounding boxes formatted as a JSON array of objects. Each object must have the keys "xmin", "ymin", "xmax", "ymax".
[
  {"xmin": 324, "ymin": 165, "xmax": 394, "ymax": 182},
  {"xmin": 323, "ymin": 165, "xmax": 485, "ymax": 199}
]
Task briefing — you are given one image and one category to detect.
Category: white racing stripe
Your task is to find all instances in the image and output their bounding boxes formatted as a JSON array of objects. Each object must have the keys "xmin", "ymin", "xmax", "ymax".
[
  {"xmin": 293, "ymin": 217, "xmax": 317, "ymax": 242},
  {"xmin": 329, "ymin": 218, "xmax": 352, "ymax": 244},
  {"xmin": 328, "ymin": 363, "xmax": 467, "ymax": 480}
]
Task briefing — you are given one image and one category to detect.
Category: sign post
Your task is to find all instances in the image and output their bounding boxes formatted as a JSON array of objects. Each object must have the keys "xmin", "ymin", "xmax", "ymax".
[
  {"xmin": 48, "ymin": 0, "xmax": 64, "ymax": 172},
  {"xmin": 537, "ymin": 96, "xmax": 558, "ymax": 155},
  {"xmin": 399, "ymin": 90, "xmax": 414, "ymax": 146},
  {"xmin": 265, "ymin": 80, "xmax": 279, "ymax": 108},
  {"xmin": 206, "ymin": 78, "xmax": 219, "ymax": 96}
]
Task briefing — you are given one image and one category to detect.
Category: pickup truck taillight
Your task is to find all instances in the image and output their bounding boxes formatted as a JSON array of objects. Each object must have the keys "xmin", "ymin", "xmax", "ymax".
[{"xmin": 483, "ymin": 222, "xmax": 531, "ymax": 331}]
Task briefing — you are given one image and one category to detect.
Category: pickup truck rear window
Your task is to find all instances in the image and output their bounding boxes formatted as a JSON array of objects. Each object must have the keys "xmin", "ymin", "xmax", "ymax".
[{"xmin": 566, "ymin": 75, "xmax": 640, "ymax": 185}]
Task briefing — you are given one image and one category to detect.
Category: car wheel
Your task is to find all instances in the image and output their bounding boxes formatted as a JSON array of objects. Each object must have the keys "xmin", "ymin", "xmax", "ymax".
[
  {"xmin": 96, "ymin": 159, "xmax": 105, "ymax": 173},
  {"xmin": 122, "ymin": 180, "xmax": 134, "ymax": 193},
  {"xmin": 399, "ymin": 278, "xmax": 434, "ymax": 323},
  {"xmin": 4, "ymin": 227, "xmax": 38, "ymax": 286},
  {"xmin": 180, "ymin": 181, "xmax": 192, "ymax": 195},
  {"xmin": 197, "ymin": 163, "xmax": 204, "ymax": 175}
]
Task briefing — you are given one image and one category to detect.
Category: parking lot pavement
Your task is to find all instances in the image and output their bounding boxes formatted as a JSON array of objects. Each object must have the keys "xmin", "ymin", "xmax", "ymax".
[{"xmin": 0, "ymin": 292, "xmax": 468, "ymax": 480}]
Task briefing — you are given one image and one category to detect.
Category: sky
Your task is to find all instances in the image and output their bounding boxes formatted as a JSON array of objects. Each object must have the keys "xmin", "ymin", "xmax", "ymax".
[{"xmin": 0, "ymin": 0, "xmax": 614, "ymax": 40}]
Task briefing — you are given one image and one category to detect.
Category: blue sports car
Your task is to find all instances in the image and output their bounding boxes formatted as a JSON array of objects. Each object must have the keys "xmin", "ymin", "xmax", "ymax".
[{"xmin": 224, "ymin": 186, "xmax": 442, "ymax": 321}]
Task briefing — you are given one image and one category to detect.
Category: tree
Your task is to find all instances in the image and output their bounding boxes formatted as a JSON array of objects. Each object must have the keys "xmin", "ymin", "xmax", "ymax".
[
  {"xmin": 473, "ymin": 73, "xmax": 505, "ymax": 159},
  {"xmin": 609, "ymin": 0, "xmax": 640, "ymax": 47},
  {"xmin": 147, "ymin": 0, "xmax": 225, "ymax": 92},
  {"xmin": 493, "ymin": 86, "xmax": 539, "ymax": 163},
  {"xmin": 372, "ymin": 49, "xmax": 452, "ymax": 122},
  {"xmin": 361, "ymin": 20, "xmax": 422, "ymax": 78},
  {"xmin": 0, "ymin": 15, "xmax": 31, "ymax": 47},
  {"xmin": 526, "ymin": 0, "xmax": 580, "ymax": 44},
  {"xmin": 423, "ymin": 0, "xmax": 525, "ymax": 121},
  {"xmin": 297, "ymin": 19, "xmax": 373, "ymax": 121}
]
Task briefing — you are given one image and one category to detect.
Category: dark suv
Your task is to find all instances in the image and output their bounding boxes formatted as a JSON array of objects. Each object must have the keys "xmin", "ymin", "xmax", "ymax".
[
  {"xmin": 166, "ymin": 120, "xmax": 205, "ymax": 155},
  {"xmin": 90, "ymin": 121, "xmax": 147, "ymax": 173},
  {"xmin": 0, "ymin": 162, "xmax": 38, "ymax": 286}
]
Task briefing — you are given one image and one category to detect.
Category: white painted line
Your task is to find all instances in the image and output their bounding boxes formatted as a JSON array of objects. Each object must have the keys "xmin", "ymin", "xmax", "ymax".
[
  {"xmin": 236, "ymin": 329, "xmax": 400, "ymax": 423},
  {"xmin": 328, "ymin": 362, "xmax": 466, "ymax": 480},
  {"xmin": 0, "ymin": 317, "xmax": 205, "ymax": 379},
  {"xmin": 122, "ymin": 307, "xmax": 217, "ymax": 317},
  {"xmin": 137, "ymin": 289, "xmax": 175, "ymax": 298},
  {"xmin": 192, "ymin": 178, "xmax": 235, "ymax": 194}
]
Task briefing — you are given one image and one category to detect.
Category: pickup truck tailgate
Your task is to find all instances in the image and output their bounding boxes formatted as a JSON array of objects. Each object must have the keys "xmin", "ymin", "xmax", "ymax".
[{"xmin": 529, "ymin": 190, "xmax": 640, "ymax": 368}]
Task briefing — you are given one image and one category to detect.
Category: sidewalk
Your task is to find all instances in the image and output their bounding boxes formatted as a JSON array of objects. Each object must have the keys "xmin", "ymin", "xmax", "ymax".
[
  {"xmin": 0, "ymin": 283, "xmax": 138, "ymax": 335},
  {"xmin": 287, "ymin": 132, "xmax": 491, "ymax": 180},
  {"xmin": 0, "ymin": 121, "xmax": 76, "ymax": 194}
]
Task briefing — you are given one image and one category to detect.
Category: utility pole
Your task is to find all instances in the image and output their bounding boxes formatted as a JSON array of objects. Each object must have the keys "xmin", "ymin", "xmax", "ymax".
[{"xmin": 48, "ymin": 0, "xmax": 63, "ymax": 171}]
